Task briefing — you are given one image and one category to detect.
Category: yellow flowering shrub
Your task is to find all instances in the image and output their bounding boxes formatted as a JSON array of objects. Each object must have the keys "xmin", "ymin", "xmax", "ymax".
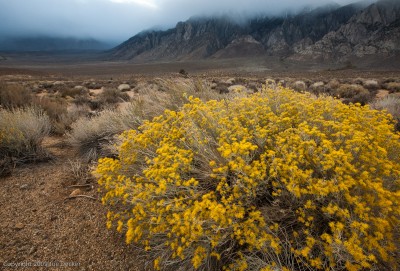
[{"xmin": 97, "ymin": 86, "xmax": 400, "ymax": 270}]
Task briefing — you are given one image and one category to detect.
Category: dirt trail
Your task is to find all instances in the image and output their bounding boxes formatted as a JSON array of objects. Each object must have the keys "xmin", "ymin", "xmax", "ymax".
[{"xmin": 0, "ymin": 138, "xmax": 141, "ymax": 271}]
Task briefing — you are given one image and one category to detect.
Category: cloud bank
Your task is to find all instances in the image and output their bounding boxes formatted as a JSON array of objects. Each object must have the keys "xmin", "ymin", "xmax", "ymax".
[{"xmin": 0, "ymin": 0, "xmax": 363, "ymax": 43}]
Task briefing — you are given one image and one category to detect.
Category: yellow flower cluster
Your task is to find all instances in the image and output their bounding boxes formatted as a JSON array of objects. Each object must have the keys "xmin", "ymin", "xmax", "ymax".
[{"xmin": 97, "ymin": 86, "xmax": 400, "ymax": 270}]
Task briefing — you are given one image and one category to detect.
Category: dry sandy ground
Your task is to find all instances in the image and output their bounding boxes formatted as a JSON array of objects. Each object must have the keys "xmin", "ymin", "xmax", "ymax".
[{"xmin": 0, "ymin": 138, "xmax": 144, "ymax": 271}]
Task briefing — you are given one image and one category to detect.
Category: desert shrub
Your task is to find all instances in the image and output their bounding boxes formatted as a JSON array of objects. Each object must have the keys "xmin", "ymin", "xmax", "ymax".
[
  {"xmin": 97, "ymin": 87, "xmax": 399, "ymax": 271},
  {"xmin": 98, "ymin": 88, "xmax": 130, "ymax": 105},
  {"xmin": 0, "ymin": 82, "xmax": 32, "ymax": 108},
  {"xmin": 309, "ymin": 81, "xmax": 325, "ymax": 95},
  {"xmin": 33, "ymin": 96, "xmax": 67, "ymax": 120},
  {"xmin": 58, "ymin": 86, "xmax": 88, "ymax": 98},
  {"xmin": 384, "ymin": 82, "xmax": 400, "ymax": 93},
  {"xmin": 335, "ymin": 84, "xmax": 372, "ymax": 105},
  {"xmin": 362, "ymin": 79, "xmax": 379, "ymax": 90},
  {"xmin": 214, "ymin": 82, "xmax": 230, "ymax": 94},
  {"xmin": 32, "ymin": 96, "xmax": 71, "ymax": 135},
  {"xmin": 67, "ymin": 106, "xmax": 142, "ymax": 162},
  {"xmin": 84, "ymin": 81, "xmax": 103, "ymax": 90},
  {"xmin": 179, "ymin": 69, "xmax": 189, "ymax": 77},
  {"xmin": 0, "ymin": 107, "xmax": 51, "ymax": 167},
  {"xmin": 326, "ymin": 79, "xmax": 340, "ymax": 91},
  {"xmin": 291, "ymin": 80, "xmax": 307, "ymax": 91},
  {"xmin": 73, "ymin": 93, "xmax": 92, "ymax": 106},
  {"xmin": 372, "ymin": 95, "xmax": 400, "ymax": 131},
  {"xmin": 352, "ymin": 78, "xmax": 364, "ymax": 85}
]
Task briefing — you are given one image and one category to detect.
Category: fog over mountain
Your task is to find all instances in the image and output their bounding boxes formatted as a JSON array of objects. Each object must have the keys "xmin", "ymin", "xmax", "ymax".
[{"xmin": 0, "ymin": 0, "xmax": 361, "ymax": 44}]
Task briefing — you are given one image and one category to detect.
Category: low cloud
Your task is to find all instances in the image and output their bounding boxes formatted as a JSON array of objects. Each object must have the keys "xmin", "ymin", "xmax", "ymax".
[{"xmin": 0, "ymin": 0, "xmax": 363, "ymax": 43}]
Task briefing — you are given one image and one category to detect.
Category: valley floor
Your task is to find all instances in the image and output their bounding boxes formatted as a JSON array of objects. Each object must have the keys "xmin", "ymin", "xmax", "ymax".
[{"xmin": 0, "ymin": 55, "xmax": 399, "ymax": 271}]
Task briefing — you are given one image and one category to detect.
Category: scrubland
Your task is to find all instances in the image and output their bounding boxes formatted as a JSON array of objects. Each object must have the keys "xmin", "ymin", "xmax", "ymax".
[{"xmin": 0, "ymin": 74, "xmax": 399, "ymax": 270}]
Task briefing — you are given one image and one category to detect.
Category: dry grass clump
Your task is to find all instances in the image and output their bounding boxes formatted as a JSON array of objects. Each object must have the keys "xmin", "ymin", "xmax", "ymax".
[
  {"xmin": 97, "ymin": 86, "xmax": 399, "ymax": 271},
  {"xmin": 67, "ymin": 106, "xmax": 141, "ymax": 162},
  {"xmin": 0, "ymin": 82, "xmax": 32, "ymax": 108},
  {"xmin": 0, "ymin": 107, "xmax": 51, "ymax": 175},
  {"xmin": 67, "ymin": 158, "xmax": 93, "ymax": 184},
  {"xmin": 372, "ymin": 95, "xmax": 400, "ymax": 131}
]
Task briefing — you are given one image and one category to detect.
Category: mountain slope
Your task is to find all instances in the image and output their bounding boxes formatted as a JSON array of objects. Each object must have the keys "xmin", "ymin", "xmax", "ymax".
[
  {"xmin": 296, "ymin": 0, "xmax": 400, "ymax": 60},
  {"xmin": 109, "ymin": 0, "xmax": 400, "ymax": 62},
  {"xmin": 110, "ymin": 17, "xmax": 244, "ymax": 61}
]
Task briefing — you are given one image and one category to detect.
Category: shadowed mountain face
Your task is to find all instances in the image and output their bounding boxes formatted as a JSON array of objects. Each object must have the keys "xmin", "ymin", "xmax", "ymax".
[
  {"xmin": 0, "ymin": 37, "xmax": 112, "ymax": 52},
  {"xmin": 295, "ymin": 0, "xmax": 400, "ymax": 60},
  {"xmin": 109, "ymin": 0, "xmax": 400, "ymax": 62}
]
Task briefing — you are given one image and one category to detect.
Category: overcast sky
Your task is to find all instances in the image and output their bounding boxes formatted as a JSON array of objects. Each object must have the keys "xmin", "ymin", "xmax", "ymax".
[{"xmin": 0, "ymin": 0, "xmax": 361, "ymax": 43}]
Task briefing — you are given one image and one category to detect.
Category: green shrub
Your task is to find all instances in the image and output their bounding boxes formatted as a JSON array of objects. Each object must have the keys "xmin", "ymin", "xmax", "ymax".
[{"xmin": 97, "ymin": 87, "xmax": 400, "ymax": 271}]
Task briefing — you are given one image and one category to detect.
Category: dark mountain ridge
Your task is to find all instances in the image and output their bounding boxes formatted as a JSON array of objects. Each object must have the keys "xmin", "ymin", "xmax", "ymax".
[{"xmin": 109, "ymin": 0, "xmax": 400, "ymax": 62}]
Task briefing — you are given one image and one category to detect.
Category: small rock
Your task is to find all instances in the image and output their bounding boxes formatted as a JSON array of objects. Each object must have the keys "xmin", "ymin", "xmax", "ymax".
[
  {"xmin": 20, "ymin": 184, "xmax": 28, "ymax": 190},
  {"xmin": 118, "ymin": 84, "xmax": 131, "ymax": 91},
  {"xmin": 69, "ymin": 189, "xmax": 82, "ymax": 197},
  {"xmin": 15, "ymin": 223, "xmax": 24, "ymax": 230}
]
